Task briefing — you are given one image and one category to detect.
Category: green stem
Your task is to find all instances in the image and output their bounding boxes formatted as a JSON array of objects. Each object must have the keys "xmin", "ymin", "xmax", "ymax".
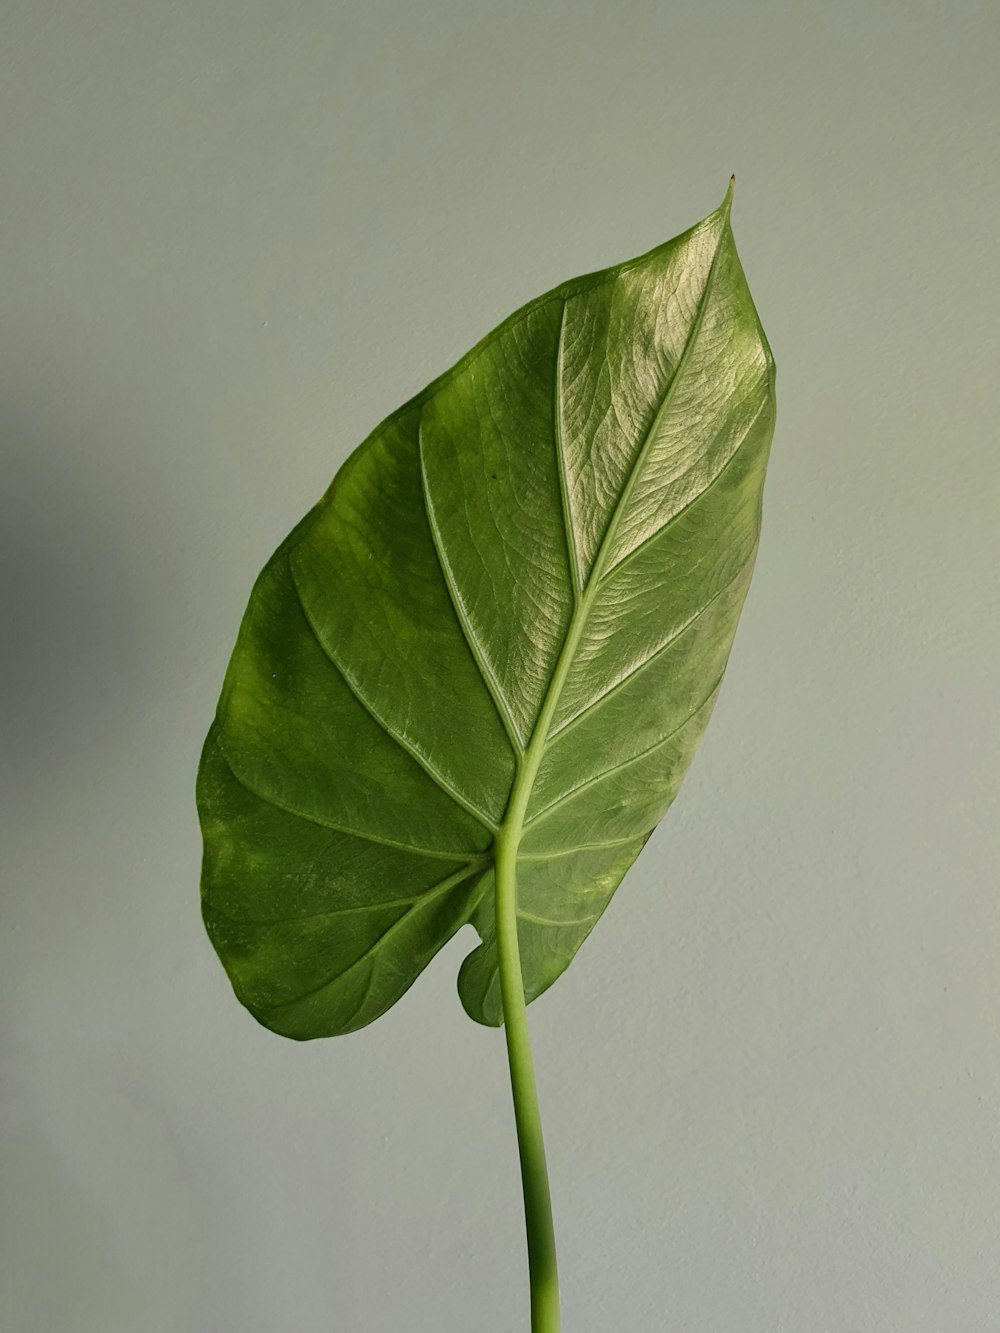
[
  {"xmin": 488, "ymin": 194, "xmax": 732, "ymax": 1330},
  {"xmin": 495, "ymin": 826, "xmax": 560, "ymax": 1333}
]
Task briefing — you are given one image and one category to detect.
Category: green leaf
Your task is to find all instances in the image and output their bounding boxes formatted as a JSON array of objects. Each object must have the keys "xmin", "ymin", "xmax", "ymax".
[{"xmin": 198, "ymin": 183, "xmax": 776, "ymax": 1040}]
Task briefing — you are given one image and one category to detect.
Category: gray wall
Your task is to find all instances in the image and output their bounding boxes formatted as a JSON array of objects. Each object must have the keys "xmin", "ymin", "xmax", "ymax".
[{"xmin": 2, "ymin": 3, "xmax": 998, "ymax": 1330}]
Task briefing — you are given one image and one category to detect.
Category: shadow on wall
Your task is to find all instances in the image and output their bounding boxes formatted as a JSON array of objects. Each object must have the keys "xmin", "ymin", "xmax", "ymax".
[{"xmin": 0, "ymin": 405, "xmax": 138, "ymax": 829}]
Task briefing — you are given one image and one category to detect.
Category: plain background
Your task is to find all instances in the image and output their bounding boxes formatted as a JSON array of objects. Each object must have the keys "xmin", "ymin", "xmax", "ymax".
[{"xmin": 2, "ymin": 2, "xmax": 998, "ymax": 1330}]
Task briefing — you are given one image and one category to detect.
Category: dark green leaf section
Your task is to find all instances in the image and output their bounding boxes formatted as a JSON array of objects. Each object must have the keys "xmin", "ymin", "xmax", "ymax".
[
  {"xmin": 199, "ymin": 186, "xmax": 776, "ymax": 1038},
  {"xmin": 290, "ymin": 408, "xmax": 518, "ymax": 825},
  {"xmin": 200, "ymin": 726, "xmax": 490, "ymax": 1038},
  {"xmin": 216, "ymin": 550, "xmax": 493, "ymax": 855}
]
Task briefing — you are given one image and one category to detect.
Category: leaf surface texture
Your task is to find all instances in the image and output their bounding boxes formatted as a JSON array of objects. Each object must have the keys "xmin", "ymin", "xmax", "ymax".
[{"xmin": 198, "ymin": 189, "xmax": 776, "ymax": 1037}]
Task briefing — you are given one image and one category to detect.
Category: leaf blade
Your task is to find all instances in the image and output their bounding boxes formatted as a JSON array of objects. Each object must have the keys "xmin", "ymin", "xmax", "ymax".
[{"xmin": 198, "ymin": 186, "xmax": 776, "ymax": 1037}]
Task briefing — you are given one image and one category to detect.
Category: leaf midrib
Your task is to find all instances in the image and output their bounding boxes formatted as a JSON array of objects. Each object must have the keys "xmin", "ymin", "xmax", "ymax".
[
  {"xmin": 499, "ymin": 210, "xmax": 731, "ymax": 854},
  {"xmin": 548, "ymin": 542, "xmax": 757, "ymax": 744}
]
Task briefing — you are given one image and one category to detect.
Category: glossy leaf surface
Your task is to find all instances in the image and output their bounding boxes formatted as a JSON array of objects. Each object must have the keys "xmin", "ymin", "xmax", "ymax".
[{"xmin": 198, "ymin": 187, "xmax": 776, "ymax": 1039}]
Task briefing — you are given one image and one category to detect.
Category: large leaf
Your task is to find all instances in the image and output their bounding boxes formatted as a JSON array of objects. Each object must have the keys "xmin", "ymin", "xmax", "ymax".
[{"xmin": 198, "ymin": 184, "xmax": 776, "ymax": 1039}]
